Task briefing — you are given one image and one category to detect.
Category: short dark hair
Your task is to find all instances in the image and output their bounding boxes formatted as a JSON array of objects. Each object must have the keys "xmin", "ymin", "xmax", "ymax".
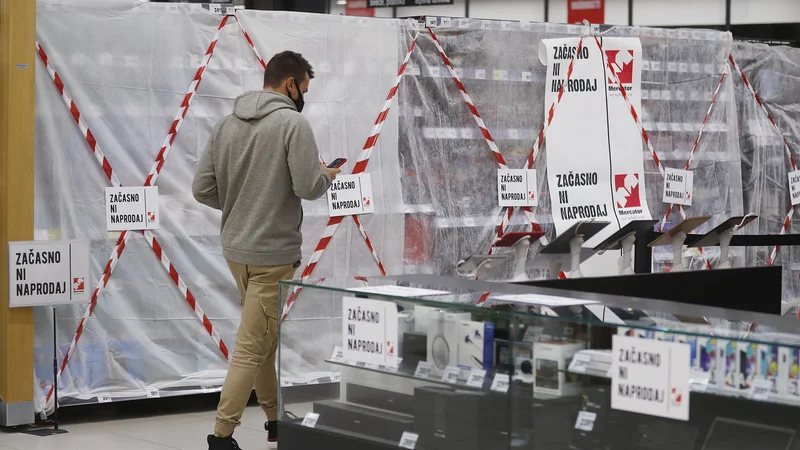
[{"xmin": 263, "ymin": 51, "xmax": 314, "ymax": 88}]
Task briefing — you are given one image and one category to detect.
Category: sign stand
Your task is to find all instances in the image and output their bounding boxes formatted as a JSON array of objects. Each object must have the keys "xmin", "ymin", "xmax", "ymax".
[
  {"xmin": 492, "ymin": 231, "xmax": 546, "ymax": 281},
  {"xmin": 648, "ymin": 216, "xmax": 711, "ymax": 272},
  {"xmin": 23, "ymin": 307, "xmax": 68, "ymax": 437},
  {"xmin": 455, "ymin": 255, "xmax": 505, "ymax": 280},
  {"xmin": 685, "ymin": 215, "xmax": 758, "ymax": 269},
  {"xmin": 538, "ymin": 221, "xmax": 610, "ymax": 279},
  {"xmin": 593, "ymin": 220, "xmax": 659, "ymax": 275}
]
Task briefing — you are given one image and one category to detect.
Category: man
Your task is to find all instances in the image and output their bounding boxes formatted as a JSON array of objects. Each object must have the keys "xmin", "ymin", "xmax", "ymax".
[{"xmin": 193, "ymin": 50, "xmax": 341, "ymax": 450}]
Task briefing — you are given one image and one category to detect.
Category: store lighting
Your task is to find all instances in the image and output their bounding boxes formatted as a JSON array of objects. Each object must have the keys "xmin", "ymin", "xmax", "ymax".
[{"xmin": 337, "ymin": 0, "xmax": 347, "ymax": 5}]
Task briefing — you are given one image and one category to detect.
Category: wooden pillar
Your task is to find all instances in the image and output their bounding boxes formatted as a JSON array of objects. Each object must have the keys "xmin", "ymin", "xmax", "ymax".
[{"xmin": 0, "ymin": 0, "xmax": 36, "ymax": 426}]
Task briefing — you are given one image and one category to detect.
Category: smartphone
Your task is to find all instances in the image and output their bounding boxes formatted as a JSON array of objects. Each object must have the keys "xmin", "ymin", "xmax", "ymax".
[{"xmin": 327, "ymin": 158, "xmax": 347, "ymax": 169}]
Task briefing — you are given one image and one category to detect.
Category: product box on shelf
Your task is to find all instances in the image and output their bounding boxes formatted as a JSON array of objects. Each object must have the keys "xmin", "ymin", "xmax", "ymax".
[
  {"xmin": 739, "ymin": 341, "xmax": 758, "ymax": 390},
  {"xmin": 697, "ymin": 336, "xmax": 720, "ymax": 387},
  {"xmin": 427, "ymin": 310, "xmax": 470, "ymax": 372},
  {"xmin": 758, "ymin": 344, "xmax": 779, "ymax": 394},
  {"xmin": 457, "ymin": 320, "xmax": 494, "ymax": 372},
  {"xmin": 533, "ymin": 340, "xmax": 585, "ymax": 397},
  {"xmin": 778, "ymin": 346, "xmax": 800, "ymax": 398}
]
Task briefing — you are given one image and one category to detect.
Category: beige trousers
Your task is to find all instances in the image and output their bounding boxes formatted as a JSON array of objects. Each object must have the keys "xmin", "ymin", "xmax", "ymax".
[{"xmin": 214, "ymin": 261, "xmax": 296, "ymax": 437}]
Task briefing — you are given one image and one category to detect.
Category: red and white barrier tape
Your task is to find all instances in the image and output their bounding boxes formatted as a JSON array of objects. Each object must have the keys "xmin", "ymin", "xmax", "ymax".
[
  {"xmin": 658, "ymin": 67, "xmax": 729, "ymax": 233},
  {"xmin": 592, "ymin": 36, "xmax": 714, "ymax": 270},
  {"xmin": 728, "ymin": 55, "xmax": 797, "ymax": 265},
  {"xmin": 234, "ymin": 16, "xmax": 267, "ymax": 69},
  {"xmin": 40, "ymin": 16, "xmax": 230, "ymax": 406},
  {"xmin": 281, "ymin": 32, "xmax": 420, "ymax": 322},
  {"xmin": 353, "ymin": 215, "xmax": 388, "ymax": 276}
]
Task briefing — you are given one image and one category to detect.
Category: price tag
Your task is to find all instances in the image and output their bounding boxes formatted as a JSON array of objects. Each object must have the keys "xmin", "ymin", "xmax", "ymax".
[
  {"xmin": 457, "ymin": 18, "xmax": 470, "ymax": 28},
  {"xmin": 399, "ymin": 431, "xmax": 419, "ymax": 449},
  {"xmin": 642, "ymin": 60, "xmax": 651, "ymax": 71},
  {"xmin": 281, "ymin": 380, "xmax": 292, "ymax": 387},
  {"xmin": 662, "ymin": 90, "xmax": 672, "ymax": 100},
  {"xmin": 574, "ymin": 411, "xmax": 597, "ymax": 432},
  {"xmin": 704, "ymin": 64, "xmax": 714, "ymax": 74},
  {"xmin": 521, "ymin": 71, "xmax": 532, "ymax": 82},
  {"xmin": 429, "ymin": 66, "xmax": 440, "ymax": 78},
  {"xmin": 676, "ymin": 90, "xmax": 686, "ymax": 101},
  {"xmin": 789, "ymin": 170, "xmax": 800, "ymax": 206},
  {"xmin": 446, "ymin": 128, "xmax": 458, "ymax": 139},
  {"xmin": 97, "ymin": 396, "xmax": 112, "ymax": 403},
  {"xmin": 425, "ymin": 16, "xmax": 437, "ymax": 27},
  {"xmin": 332, "ymin": 373, "xmax": 341, "ymax": 382},
  {"xmin": 501, "ymin": 21, "xmax": 511, "ymax": 30},
  {"xmin": 481, "ymin": 20, "xmax": 491, "ymax": 29},
  {"xmin": 667, "ymin": 62, "xmax": 678, "ymax": 72},
  {"xmin": 651, "ymin": 90, "xmax": 662, "ymax": 100},
  {"xmin": 679, "ymin": 62, "xmax": 688, "ymax": 73},
  {"xmin": 201, "ymin": 385, "xmax": 216, "ymax": 394},
  {"xmin": 209, "ymin": 3, "xmax": 223, "ymax": 14},
  {"xmin": 414, "ymin": 361, "xmax": 433, "ymax": 379},
  {"xmin": 331, "ymin": 346, "xmax": 344, "ymax": 362},
  {"xmin": 663, "ymin": 168, "xmax": 693, "ymax": 206},
  {"xmin": 454, "ymin": 67, "xmax": 464, "ymax": 79},
  {"xmin": 146, "ymin": 388, "xmax": 160, "ymax": 398},
  {"xmin": 301, "ymin": 412, "xmax": 320, "ymax": 428},
  {"xmin": 365, "ymin": 363, "xmax": 380, "ymax": 370},
  {"xmin": 689, "ymin": 369, "xmax": 710, "ymax": 393},
  {"xmin": 750, "ymin": 379, "xmax": 772, "ymax": 401},
  {"xmin": 408, "ymin": 65, "xmax": 421, "ymax": 76},
  {"xmin": 521, "ymin": 21, "xmax": 531, "ymax": 30},
  {"xmin": 490, "ymin": 373, "xmax": 510, "ymax": 393},
  {"xmin": 440, "ymin": 17, "xmax": 452, "ymax": 27},
  {"xmin": 308, "ymin": 379, "xmax": 320, "ymax": 385},
  {"xmin": 466, "ymin": 369, "xmax": 487, "ymax": 388},
  {"xmin": 345, "ymin": 359, "xmax": 358, "ymax": 366},
  {"xmin": 441, "ymin": 366, "xmax": 460, "ymax": 384},
  {"xmin": 569, "ymin": 354, "xmax": 591, "ymax": 374},
  {"xmin": 475, "ymin": 69, "xmax": 486, "ymax": 80},
  {"xmin": 508, "ymin": 129, "xmax": 519, "ymax": 140},
  {"xmin": 691, "ymin": 63, "xmax": 701, "ymax": 73}
]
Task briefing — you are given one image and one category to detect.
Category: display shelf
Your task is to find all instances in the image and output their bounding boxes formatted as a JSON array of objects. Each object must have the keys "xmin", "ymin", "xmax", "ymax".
[{"xmin": 325, "ymin": 359, "xmax": 489, "ymax": 391}]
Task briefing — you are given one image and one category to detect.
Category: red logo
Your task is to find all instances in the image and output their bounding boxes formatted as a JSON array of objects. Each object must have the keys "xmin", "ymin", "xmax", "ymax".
[
  {"xmin": 73, "ymin": 277, "xmax": 85, "ymax": 293},
  {"xmin": 387, "ymin": 340, "xmax": 395, "ymax": 356},
  {"xmin": 363, "ymin": 197, "xmax": 371, "ymax": 207},
  {"xmin": 615, "ymin": 174, "xmax": 642, "ymax": 208},
  {"xmin": 147, "ymin": 211, "xmax": 156, "ymax": 222},
  {"xmin": 606, "ymin": 50, "xmax": 634, "ymax": 84},
  {"xmin": 671, "ymin": 387, "xmax": 683, "ymax": 406}
]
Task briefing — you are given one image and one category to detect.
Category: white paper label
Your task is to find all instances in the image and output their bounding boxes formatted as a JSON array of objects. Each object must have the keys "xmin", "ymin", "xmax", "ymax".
[
  {"xmin": 611, "ymin": 335, "xmax": 690, "ymax": 421},
  {"xmin": 105, "ymin": 186, "xmax": 159, "ymax": 231},
  {"xmin": 497, "ymin": 169, "xmax": 538, "ymax": 207},
  {"xmin": 466, "ymin": 369, "xmax": 487, "ymax": 388},
  {"xmin": 522, "ymin": 71, "xmax": 532, "ymax": 82},
  {"xmin": 399, "ymin": 431, "xmax": 419, "ymax": 449},
  {"xmin": 569, "ymin": 353, "xmax": 592, "ymax": 374},
  {"xmin": 365, "ymin": 363, "xmax": 379, "ymax": 370},
  {"xmin": 493, "ymin": 69, "xmax": 508, "ymax": 81},
  {"xmin": 341, "ymin": 296, "xmax": 398, "ymax": 368},
  {"xmin": 146, "ymin": 388, "xmax": 160, "ymax": 398},
  {"xmin": 574, "ymin": 411, "xmax": 597, "ymax": 432},
  {"xmin": 327, "ymin": 174, "xmax": 375, "ymax": 217},
  {"xmin": 97, "ymin": 396, "xmax": 113, "ymax": 403},
  {"xmin": 541, "ymin": 37, "xmax": 651, "ymax": 245},
  {"xmin": 414, "ymin": 361, "xmax": 433, "ymax": 379},
  {"xmin": 441, "ymin": 366, "xmax": 460, "ymax": 384},
  {"xmin": 209, "ymin": 3, "xmax": 223, "ymax": 14},
  {"xmin": 429, "ymin": 66, "xmax": 440, "ymax": 78},
  {"xmin": 331, "ymin": 346, "xmax": 344, "ymax": 362},
  {"xmin": 440, "ymin": 17, "xmax": 451, "ymax": 27},
  {"xmin": 348, "ymin": 285, "xmax": 449, "ymax": 297},
  {"xmin": 750, "ymin": 379, "xmax": 772, "ymax": 401},
  {"xmin": 789, "ymin": 170, "xmax": 800, "ymax": 206},
  {"xmin": 490, "ymin": 373, "xmax": 510, "ymax": 393},
  {"xmin": 201, "ymin": 385, "xmax": 216, "ymax": 394},
  {"xmin": 475, "ymin": 69, "xmax": 486, "ymax": 80},
  {"xmin": 663, "ymin": 168, "xmax": 693, "ymax": 206},
  {"xmin": 8, "ymin": 240, "xmax": 91, "ymax": 308},
  {"xmin": 301, "ymin": 412, "xmax": 320, "ymax": 428},
  {"xmin": 332, "ymin": 373, "xmax": 341, "ymax": 382},
  {"xmin": 491, "ymin": 293, "xmax": 598, "ymax": 307},
  {"xmin": 689, "ymin": 369, "xmax": 710, "ymax": 393}
]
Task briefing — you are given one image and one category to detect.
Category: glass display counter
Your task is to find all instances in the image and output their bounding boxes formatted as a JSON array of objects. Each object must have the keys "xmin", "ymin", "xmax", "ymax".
[{"xmin": 277, "ymin": 275, "xmax": 800, "ymax": 450}]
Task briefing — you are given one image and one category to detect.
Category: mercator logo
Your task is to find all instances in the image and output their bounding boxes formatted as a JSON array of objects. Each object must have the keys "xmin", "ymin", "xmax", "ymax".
[
  {"xmin": 606, "ymin": 50, "xmax": 634, "ymax": 85},
  {"xmin": 614, "ymin": 174, "xmax": 642, "ymax": 208}
]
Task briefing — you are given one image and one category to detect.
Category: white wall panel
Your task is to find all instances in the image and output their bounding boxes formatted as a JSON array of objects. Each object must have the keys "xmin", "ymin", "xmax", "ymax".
[
  {"xmin": 470, "ymin": 0, "xmax": 545, "ymax": 22},
  {"xmin": 634, "ymin": 0, "xmax": 726, "ymax": 26},
  {"xmin": 731, "ymin": 0, "xmax": 800, "ymax": 24}
]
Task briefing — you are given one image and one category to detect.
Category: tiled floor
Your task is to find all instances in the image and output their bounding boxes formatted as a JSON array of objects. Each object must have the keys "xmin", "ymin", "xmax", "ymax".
[{"xmin": 0, "ymin": 403, "xmax": 313, "ymax": 450}]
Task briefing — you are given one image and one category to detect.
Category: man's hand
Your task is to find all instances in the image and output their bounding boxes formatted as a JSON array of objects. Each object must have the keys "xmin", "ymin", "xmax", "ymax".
[{"xmin": 324, "ymin": 166, "xmax": 341, "ymax": 181}]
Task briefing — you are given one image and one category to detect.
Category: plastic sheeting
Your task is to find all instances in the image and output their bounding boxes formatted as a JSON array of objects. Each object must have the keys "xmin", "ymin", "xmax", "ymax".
[
  {"xmin": 34, "ymin": 1, "xmax": 401, "ymax": 410},
  {"xmin": 32, "ymin": 2, "xmax": 800, "ymax": 410},
  {"xmin": 398, "ymin": 20, "xmax": 742, "ymax": 278},
  {"xmin": 731, "ymin": 42, "xmax": 800, "ymax": 314}
]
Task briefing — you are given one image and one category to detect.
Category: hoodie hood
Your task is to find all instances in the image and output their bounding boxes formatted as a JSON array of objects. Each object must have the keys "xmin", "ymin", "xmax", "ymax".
[{"xmin": 233, "ymin": 90, "xmax": 296, "ymax": 121}]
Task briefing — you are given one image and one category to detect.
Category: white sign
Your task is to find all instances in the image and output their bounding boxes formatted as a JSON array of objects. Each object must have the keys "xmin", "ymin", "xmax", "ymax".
[
  {"xmin": 466, "ymin": 369, "xmax": 487, "ymax": 388},
  {"xmin": 342, "ymin": 296, "xmax": 398, "ymax": 368},
  {"xmin": 441, "ymin": 366, "xmax": 460, "ymax": 384},
  {"xmin": 399, "ymin": 431, "xmax": 419, "ymax": 449},
  {"xmin": 490, "ymin": 293, "xmax": 598, "ymax": 307},
  {"xmin": 301, "ymin": 412, "xmax": 320, "ymax": 428},
  {"xmin": 347, "ymin": 285, "xmax": 450, "ymax": 297},
  {"xmin": 490, "ymin": 373, "xmax": 510, "ymax": 393},
  {"xmin": 663, "ymin": 168, "xmax": 693, "ymax": 206},
  {"xmin": 327, "ymin": 174, "xmax": 375, "ymax": 217},
  {"xmin": 540, "ymin": 37, "xmax": 651, "ymax": 246},
  {"xmin": 789, "ymin": 170, "xmax": 800, "ymax": 206},
  {"xmin": 750, "ymin": 378, "xmax": 771, "ymax": 401},
  {"xmin": 497, "ymin": 169, "xmax": 538, "ymax": 207},
  {"xmin": 330, "ymin": 346, "xmax": 344, "ymax": 362},
  {"xmin": 8, "ymin": 240, "xmax": 91, "ymax": 308},
  {"xmin": 105, "ymin": 186, "xmax": 159, "ymax": 231},
  {"xmin": 574, "ymin": 411, "xmax": 597, "ymax": 432},
  {"xmin": 611, "ymin": 335, "xmax": 690, "ymax": 421},
  {"xmin": 146, "ymin": 388, "xmax": 160, "ymax": 398}
]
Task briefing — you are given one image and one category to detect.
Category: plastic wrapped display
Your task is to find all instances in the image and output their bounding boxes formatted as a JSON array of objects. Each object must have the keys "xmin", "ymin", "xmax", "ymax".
[
  {"xmin": 731, "ymin": 42, "xmax": 800, "ymax": 314},
  {"xmin": 34, "ymin": 1, "xmax": 401, "ymax": 411},
  {"xmin": 31, "ymin": 1, "xmax": 800, "ymax": 413}
]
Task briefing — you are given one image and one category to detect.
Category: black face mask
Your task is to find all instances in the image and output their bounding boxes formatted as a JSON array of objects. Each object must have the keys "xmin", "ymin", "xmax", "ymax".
[{"xmin": 290, "ymin": 83, "xmax": 305, "ymax": 113}]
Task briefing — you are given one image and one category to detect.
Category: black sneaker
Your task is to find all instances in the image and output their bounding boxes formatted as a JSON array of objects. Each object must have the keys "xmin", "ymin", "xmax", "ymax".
[
  {"xmin": 265, "ymin": 420, "xmax": 278, "ymax": 448},
  {"xmin": 207, "ymin": 434, "xmax": 243, "ymax": 450}
]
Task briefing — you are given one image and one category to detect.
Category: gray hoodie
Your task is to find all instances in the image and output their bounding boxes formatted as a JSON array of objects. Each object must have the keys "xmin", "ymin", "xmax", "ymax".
[{"xmin": 192, "ymin": 90, "xmax": 331, "ymax": 267}]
